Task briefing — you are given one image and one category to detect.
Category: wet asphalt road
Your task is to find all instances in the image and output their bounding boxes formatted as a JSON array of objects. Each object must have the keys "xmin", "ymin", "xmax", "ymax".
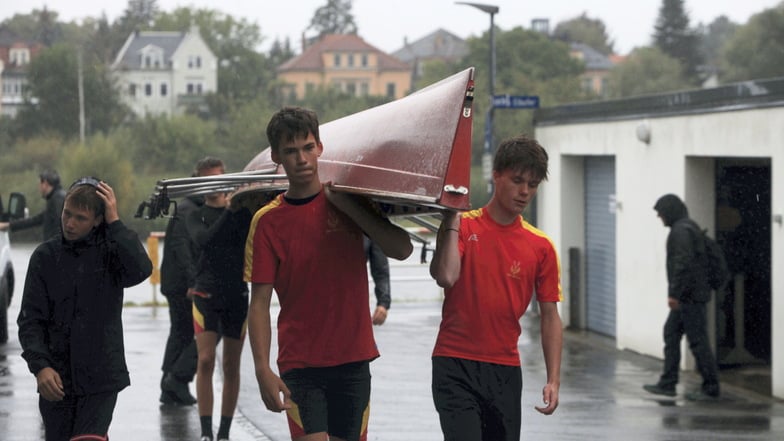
[{"xmin": 2, "ymin": 243, "xmax": 783, "ymax": 440}]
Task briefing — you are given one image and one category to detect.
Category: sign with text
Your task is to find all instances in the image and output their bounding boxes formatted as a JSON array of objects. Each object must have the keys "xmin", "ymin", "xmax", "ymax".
[{"xmin": 492, "ymin": 94, "xmax": 540, "ymax": 109}]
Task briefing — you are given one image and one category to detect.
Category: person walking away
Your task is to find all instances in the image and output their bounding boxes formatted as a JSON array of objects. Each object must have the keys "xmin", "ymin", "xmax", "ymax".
[
  {"xmin": 365, "ymin": 236, "xmax": 391, "ymax": 325},
  {"xmin": 159, "ymin": 157, "xmax": 225, "ymax": 405},
  {"xmin": 430, "ymin": 134, "xmax": 563, "ymax": 441},
  {"xmin": 245, "ymin": 106, "xmax": 413, "ymax": 441},
  {"xmin": 0, "ymin": 169, "xmax": 66, "ymax": 241},
  {"xmin": 186, "ymin": 171, "xmax": 258, "ymax": 441},
  {"xmin": 644, "ymin": 193, "xmax": 721, "ymax": 401},
  {"xmin": 17, "ymin": 176, "xmax": 152, "ymax": 440}
]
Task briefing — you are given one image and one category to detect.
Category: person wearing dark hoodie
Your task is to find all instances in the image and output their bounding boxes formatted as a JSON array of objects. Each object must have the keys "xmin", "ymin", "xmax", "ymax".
[
  {"xmin": 159, "ymin": 157, "xmax": 225, "ymax": 406},
  {"xmin": 644, "ymin": 193, "xmax": 720, "ymax": 401},
  {"xmin": 17, "ymin": 177, "xmax": 152, "ymax": 440},
  {"xmin": 0, "ymin": 169, "xmax": 66, "ymax": 241}
]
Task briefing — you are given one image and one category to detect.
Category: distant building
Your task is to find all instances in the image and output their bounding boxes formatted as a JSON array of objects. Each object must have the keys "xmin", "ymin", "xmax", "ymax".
[
  {"xmin": 0, "ymin": 29, "xmax": 44, "ymax": 117},
  {"xmin": 277, "ymin": 33, "xmax": 411, "ymax": 101},
  {"xmin": 111, "ymin": 27, "xmax": 217, "ymax": 117},
  {"xmin": 570, "ymin": 42, "xmax": 616, "ymax": 97},
  {"xmin": 392, "ymin": 28, "xmax": 468, "ymax": 88}
]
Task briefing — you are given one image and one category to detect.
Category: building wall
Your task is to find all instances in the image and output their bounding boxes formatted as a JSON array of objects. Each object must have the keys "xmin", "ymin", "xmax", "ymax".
[
  {"xmin": 279, "ymin": 67, "xmax": 410, "ymax": 101},
  {"xmin": 171, "ymin": 32, "xmax": 218, "ymax": 102},
  {"xmin": 535, "ymin": 107, "xmax": 784, "ymax": 398}
]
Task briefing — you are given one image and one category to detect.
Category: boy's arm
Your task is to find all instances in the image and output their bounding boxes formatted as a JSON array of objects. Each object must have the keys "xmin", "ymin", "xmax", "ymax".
[
  {"xmin": 248, "ymin": 283, "xmax": 291, "ymax": 412},
  {"xmin": 17, "ymin": 251, "xmax": 54, "ymax": 376},
  {"xmin": 429, "ymin": 210, "xmax": 461, "ymax": 288},
  {"xmin": 324, "ymin": 188, "xmax": 412, "ymax": 260},
  {"xmin": 535, "ymin": 301, "xmax": 562, "ymax": 415}
]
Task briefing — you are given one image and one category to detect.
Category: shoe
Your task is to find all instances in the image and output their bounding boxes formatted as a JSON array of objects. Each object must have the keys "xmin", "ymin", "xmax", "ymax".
[
  {"xmin": 643, "ymin": 383, "xmax": 676, "ymax": 397},
  {"xmin": 159, "ymin": 390, "xmax": 179, "ymax": 405},
  {"xmin": 199, "ymin": 437, "xmax": 212, "ymax": 441},
  {"xmin": 685, "ymin": 389, "xmax": 719, "ymax": 401},
  {"xmin": 162, "ymin": 373, "xmax": 197, "ymax": 405}
]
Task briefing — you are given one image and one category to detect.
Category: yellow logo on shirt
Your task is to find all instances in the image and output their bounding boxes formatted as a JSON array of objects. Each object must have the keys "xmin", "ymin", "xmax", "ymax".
[{"xmin": 508, "ymin": 260, "xmax": 521, "ymax": 279}]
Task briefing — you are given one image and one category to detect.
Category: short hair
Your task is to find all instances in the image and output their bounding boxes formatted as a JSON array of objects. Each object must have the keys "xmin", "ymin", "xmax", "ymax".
[
  {"xmin": 65, "ymin": 181, "xmax": 105, "ymax": 219},
  {"xmin": 493, "ymin": 135, "xmax": 549, "ymax": 182},
  {"xmin": 193, "ymin": 157, "xmax": 224, "ymax": 177},
  {"xmin": 39, "ymin": 169, "xmax": 60, "ymax": 187},
  {"xmin": 266, "ymin": 107, "xmax": 321, "ymax": 152}
]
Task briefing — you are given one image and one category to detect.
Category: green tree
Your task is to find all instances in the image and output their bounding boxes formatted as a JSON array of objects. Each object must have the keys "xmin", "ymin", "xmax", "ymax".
[
  {"xmin": 553, "ymin": 13, "xmax": 615, "ymax": 55},
  {"xmin": 653, "ymin": 0, "xmax": 702, "ymax": 83},
  {"xmin": 15, "ymin": 44, "xmax": 128, "ymax": 140},
  {"xmin": 697, "ymin": 15, "xmax": 738, "ymax": 72},
  {"xmin": 720, "ymin": 6, "xmax": 784, "ymax": 82},
  {"xmin": 309, "ymin": 0, "xmax": 357, "ymax": 37},
  {"xmin": 607, "ymin": 46, "xmax": 689, "ymax": 97}
]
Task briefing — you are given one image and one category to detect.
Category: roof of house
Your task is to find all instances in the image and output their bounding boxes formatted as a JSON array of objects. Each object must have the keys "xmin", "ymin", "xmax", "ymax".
[
  {"xmin": 392, "ymin": 28, "xmax": 468, "ymax": 63},
  {"xmin": 111, "ymin": 30, "xmax": 191, "ymax": 70},
  {"xmin": 278, "ymin": 33, "xmax": 410, "ymax": 72},
  {"xmin": 570, "ymin": 42, "xmax": 614, "ymax": 71}
]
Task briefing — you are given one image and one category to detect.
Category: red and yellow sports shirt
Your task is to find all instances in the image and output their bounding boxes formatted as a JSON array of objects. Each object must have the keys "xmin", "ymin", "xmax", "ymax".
[
  {"xmin": 244, "ymin": 190, "xmax": 379, "ymax": 373},
  {"xmin": 433, "ymin": 207, "xmax": 562, "ymax": 366}
]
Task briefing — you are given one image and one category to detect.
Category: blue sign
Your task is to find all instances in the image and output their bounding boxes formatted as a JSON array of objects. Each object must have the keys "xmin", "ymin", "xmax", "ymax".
[{"xmin": 492, "ymin": 94, "xmax": 540, "ymax": 109}]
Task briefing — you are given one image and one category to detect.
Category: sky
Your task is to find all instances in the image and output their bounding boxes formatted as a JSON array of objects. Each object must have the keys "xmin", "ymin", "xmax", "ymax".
[{"xmin": 1, "ymin": 0, "xmax": 781, "ymax": 55}]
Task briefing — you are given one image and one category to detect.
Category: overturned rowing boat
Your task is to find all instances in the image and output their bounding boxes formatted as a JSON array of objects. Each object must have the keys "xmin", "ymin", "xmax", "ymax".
[{"xmin": 136, "ymin": 67, "xmax": 475, "ymax": 223}]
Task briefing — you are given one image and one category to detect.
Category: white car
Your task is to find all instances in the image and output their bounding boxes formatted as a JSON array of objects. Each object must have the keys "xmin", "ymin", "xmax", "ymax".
[{"xmin": 0, "ymin": 192, "xmax": 26, "ymax": 343}]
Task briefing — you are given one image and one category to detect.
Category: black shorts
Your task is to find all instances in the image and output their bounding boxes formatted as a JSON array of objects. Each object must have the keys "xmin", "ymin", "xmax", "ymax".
[
  {"xmin": 281, "ymin": 360, "xmax": 371, "ymax": 441},
  {"xmin": 39, "ymin": 391, "xmax": 118, "ymax": 441},
  {"xmin": 192, "ymin": 290, "xmax": 248, "ymax": 339},
  {"xmin": 432, "ymin": 356, "xmax": 522, "ymax": 441}
]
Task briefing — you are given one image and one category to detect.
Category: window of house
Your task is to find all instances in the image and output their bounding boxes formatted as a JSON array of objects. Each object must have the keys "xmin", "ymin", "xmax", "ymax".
[
  {"xmin": 305, "ymin": 82, "xmax": 315, "ymax": 95},
  {"xmin": 334, "ymin": 53, "xmax": 341, "ymax": 67},
  {"xmin": 145, "ymin": 83, "xmax": 152, "ymax": 96},
  {"xmin": 144, "ymin": 55, "xmax": 152, "ymax": 68},
  {"xmin": 160, "ymin": 83, "xmax": 168, "ymax": 96},
  {"xmin": 360, "ymin": 82, "xmax": 369, "ymax": 96},
  {"xmin": 361, "ymin": 54, "xmax": 368, "ymax": 67},
  {"xmin": 10, "ymin": 49, "xmax": 30, "ymax": 65},
  {"xmin": 196, "ymin": 83, "xmax": 203, "ymax": 94},
  {"xmin": 187, "ymin": 83, "xmax": 194, "ymax": 94},
  {"xmin": 348, "ymin": 54, "xmax": 355, "ymax": 67},
  {"xmin": 346, "ymin": 82, "xmax": 356, "ymax": 96},
  {"xmin": 188, "ymin": 56, "xmax": 202, "ymax": 69},
  {"xmin": 386, "ymin": 83, "xmax": 396, "ymax": 98},
  {"xmin": 129, "ymin": 84, "xmax": 136, "ymax": 97}
]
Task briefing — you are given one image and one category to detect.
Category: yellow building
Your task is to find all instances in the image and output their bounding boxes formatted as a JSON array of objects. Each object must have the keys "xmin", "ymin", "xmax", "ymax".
[{"xmin": 278, "ymin": 34, "xmax": 411, "ymax": 100}]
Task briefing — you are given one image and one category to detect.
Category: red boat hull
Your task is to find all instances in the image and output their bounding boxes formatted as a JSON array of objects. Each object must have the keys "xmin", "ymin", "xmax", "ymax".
[{"xmin": 241, "ymin": 67, "xmax": 475, "ymax": 215}]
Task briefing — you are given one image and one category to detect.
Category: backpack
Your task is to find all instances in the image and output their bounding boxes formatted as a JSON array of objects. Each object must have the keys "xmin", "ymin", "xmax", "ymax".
[{"xmin": 698, "ymin": 229, "xmax": 730, "ymax": 291}]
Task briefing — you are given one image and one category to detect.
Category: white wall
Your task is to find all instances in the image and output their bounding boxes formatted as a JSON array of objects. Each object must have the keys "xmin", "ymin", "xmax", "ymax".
[{"xmin": 536, "ymin": 106, "xmax": 784, "ymax": 398}]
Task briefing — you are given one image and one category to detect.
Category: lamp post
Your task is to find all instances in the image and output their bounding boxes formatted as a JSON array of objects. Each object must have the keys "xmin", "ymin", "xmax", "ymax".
[{"xmin": 456, "ymin": 2, "xmax": 499, "ymax": 197}]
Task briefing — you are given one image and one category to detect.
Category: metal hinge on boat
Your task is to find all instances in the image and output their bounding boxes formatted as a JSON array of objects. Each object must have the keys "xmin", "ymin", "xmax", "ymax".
[{"xmin": 444, "ymin": 185, "xmax": 469, "ymax": 195}]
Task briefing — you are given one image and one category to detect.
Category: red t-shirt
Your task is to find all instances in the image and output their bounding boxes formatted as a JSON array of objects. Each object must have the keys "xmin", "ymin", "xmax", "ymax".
[
  {"xmin": 433, "ymin": 207, "xmax": 562, "ymax": 366},
  {"xmin": 244, "ymin": 191, "xmax": 379, "ymax": 373}
]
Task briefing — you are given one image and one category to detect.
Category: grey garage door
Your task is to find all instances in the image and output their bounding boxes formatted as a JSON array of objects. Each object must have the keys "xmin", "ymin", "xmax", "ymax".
[{"xmin": 584, "ymin": 156, "xmax": 616, "ymax": 337}]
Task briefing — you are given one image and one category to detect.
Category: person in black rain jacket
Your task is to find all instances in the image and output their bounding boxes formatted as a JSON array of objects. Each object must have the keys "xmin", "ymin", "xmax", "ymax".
[
  {"xmin": 17, "ymin": 177, "xmax": 152, "ymax": 441},
  {"xmin": 643, "ymin": 193, "xmax": 720, "ymax": 401}
]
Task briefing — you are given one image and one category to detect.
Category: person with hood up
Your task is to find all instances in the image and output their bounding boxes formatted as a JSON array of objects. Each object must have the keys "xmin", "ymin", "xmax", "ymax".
[{"xmin": 644, "ymin": 193, "xmax": 721, "ymax": 401}]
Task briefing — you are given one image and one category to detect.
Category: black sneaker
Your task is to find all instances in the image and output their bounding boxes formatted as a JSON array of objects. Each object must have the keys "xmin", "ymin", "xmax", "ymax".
[
  {"xmin": 162, "ymin": 373, "xmax": 197, "ymax": 405},
  {"xmin": 159, "ymin": 390, "xmax": 180, "ymax": 405},
  {"xmin": 685, "ymin": 389, "xmax": 719, "ymax": 401},
  {"xmin": 643, "ymin": 383, "xmax": 676, "ymax": 397}
]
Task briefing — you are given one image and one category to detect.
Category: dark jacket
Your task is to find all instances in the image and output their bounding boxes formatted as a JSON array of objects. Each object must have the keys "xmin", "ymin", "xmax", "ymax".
[
  {"xmin": 654, "ymin": 194, "xmax": 710, "ymax": 303},
  {"xmin": 10, "ymin": 185, "xmax": 66, "ymax": 241},
  {"xmin": 364, "ymin": 236, "xmax": 390, "ymax": 309},
  {"xmin": 160, "ymin": 195, "xmax": 203, "ymax": 296},
  {"xmin": 187, "ymin": 205, "xmax": 252, "ymax": 296},
  {"xmin": 17, "ymin": 221, "xmax": 152, "ymax": 396}
]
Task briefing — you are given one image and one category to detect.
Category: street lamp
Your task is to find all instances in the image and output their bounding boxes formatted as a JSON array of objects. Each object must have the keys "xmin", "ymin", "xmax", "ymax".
[{"xmin": 456, "ymin": 2, "xmax": 499, "ymax": 197}]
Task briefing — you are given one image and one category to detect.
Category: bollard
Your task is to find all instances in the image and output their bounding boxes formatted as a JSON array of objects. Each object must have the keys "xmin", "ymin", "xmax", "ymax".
[{"xmin": 147, "ymin": 232, "xmax": 165, "ymax": 306}]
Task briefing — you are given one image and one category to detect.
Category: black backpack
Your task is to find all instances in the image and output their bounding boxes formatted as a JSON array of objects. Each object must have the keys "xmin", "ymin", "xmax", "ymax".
[{"xmin": 697, "ymin": 229, "xmax": 730, "ymax": 291}]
